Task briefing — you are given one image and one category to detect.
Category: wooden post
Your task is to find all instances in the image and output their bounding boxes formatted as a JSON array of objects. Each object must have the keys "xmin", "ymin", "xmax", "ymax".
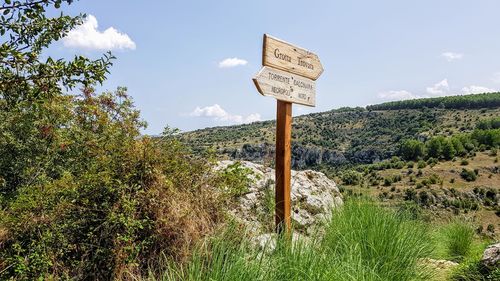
[{"xmin": 275, "ymin": 100, "xmax": 292, "ymax": 234}]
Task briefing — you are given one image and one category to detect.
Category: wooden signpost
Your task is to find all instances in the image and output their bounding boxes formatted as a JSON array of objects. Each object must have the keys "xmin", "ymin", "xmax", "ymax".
[{"xmin": 253, "ymin": 34, "xmax": 323, "ymax": 234}]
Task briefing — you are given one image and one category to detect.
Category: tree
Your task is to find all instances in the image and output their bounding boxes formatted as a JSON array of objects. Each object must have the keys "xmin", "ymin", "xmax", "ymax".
[
  {"xmin": 400, "ymin": 139, "xmax": 425, "ymax": 160},
  {"xmin": 0, "ymin": 0, "xmax": 114, "ymax": 194},
  {"xmin": 442, "ymin": 139, "xmax": 456, "ymax": 160},
  {"xmin": 451, "ymin": 137, "xmax": 466, "ymax": 156},
  {"xmin": 426, "ymin": 137, "xmax": 444, "ymax": 159}
]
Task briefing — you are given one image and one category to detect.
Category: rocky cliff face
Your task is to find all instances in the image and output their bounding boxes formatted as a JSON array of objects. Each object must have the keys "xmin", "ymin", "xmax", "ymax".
[
  {"xmin": 217, "ymin": 160, "xmax": 343, "ymax": 236},
  {"xmin": 226, "ymin": 143, "xmax": 394, "ymax": 170}
]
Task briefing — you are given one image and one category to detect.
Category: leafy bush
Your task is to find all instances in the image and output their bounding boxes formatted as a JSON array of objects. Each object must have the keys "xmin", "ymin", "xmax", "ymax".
[
  {"xmin": 341, "ymin": 170, "xmax": 363, "ymax": 185},
  {"xmin": 417, "ymin": 160, "xmax": 427, "ymax": 169},
  {"xmin": 217, "ymin": 161, "xmax": 256, "ymax": 197},
  {"xmin": 0, "ymin": 2, "xmax": 227, "ymax": 279},
  {"xmin": 460, "ymin": 169, "xmax": 477, "ymax": 182}
]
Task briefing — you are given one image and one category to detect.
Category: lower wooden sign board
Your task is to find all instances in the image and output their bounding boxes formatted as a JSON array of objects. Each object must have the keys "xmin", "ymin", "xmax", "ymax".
[{"xmin": 253, "ymin": 66, "xmax": 316, "ymax": 107}]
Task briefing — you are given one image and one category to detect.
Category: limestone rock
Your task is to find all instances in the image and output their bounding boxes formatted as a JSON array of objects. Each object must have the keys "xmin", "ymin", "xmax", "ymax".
[
  {"xmin": 481, "ymin": 242, "xmax": 500, "ymax": 269},
  {"xmin": 217, "ymin": 160, "xmax": 343, "ymax": 235}
]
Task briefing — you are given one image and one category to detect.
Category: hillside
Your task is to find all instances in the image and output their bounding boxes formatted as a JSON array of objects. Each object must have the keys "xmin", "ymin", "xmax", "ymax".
[
  {"xmin": 180, "ymin": 93, "xmax": 500, "ymax": 170},
  {"xmin": 182, "ymin": 93, "xmax": 500, "ymax": 239}
]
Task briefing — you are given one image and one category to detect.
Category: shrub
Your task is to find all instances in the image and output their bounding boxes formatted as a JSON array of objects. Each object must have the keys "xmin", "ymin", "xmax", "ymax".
[
  {"xmin": 460, "ymin": 169, "xmax": 477, "ymax": 182},
  {"xmin": 404, "ymin": 188, "xmax": 417, "ymax": 201},
  {"xmin": 341, "ymin": 170, "xmax": 363, "ymax": 185},
  {"xmin": 461, "ymin": 159, "xmax": 469, "ymax": 165},
  {"xmin": 383, "ymin": 177, "xmax": 393, "ymax": 186},
  {"xmin": 450, "ymin": 258, "xmax": 500, "ymax": 281},
  {"xmin": 218, "ymin": 161, "xmax": 255, "ymax": 197},
  {"xmin": 486, "ymin": 224, "xmax": 495, "ymax": 233},
  {"xmin": 417, "ymin": 160, "xmax": 427, "ymax": 169}
]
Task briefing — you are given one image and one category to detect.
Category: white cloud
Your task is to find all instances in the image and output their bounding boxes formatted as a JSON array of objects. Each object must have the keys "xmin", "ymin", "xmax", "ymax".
[
  {"xmin": 426, "ymin": 79, "xmax": 449, "ymax": 96},
  {"xmin": 190, "ymin": 104, "xmax": 261, "ymax": 124},
  {"xmin": 492, "ymin": 72, "xmax": 500, "ymax": 84},
  {"xmin": 218, "ymin": 57, "xmax": 248, "ymax": 68},
  {"xmin": 378, "ymin": 90, "xmax": 419, "ymax": 101},
  {"xmin": 461, "ymin": 86, "xmax": 497, "ymax": 95},
  {"xmin": 63, "ymin": 15, "xmax": 136, "ymax": 50},
  {"xmin": 441, "ymin": 52, "xmax": 463, "ymax": 62}
]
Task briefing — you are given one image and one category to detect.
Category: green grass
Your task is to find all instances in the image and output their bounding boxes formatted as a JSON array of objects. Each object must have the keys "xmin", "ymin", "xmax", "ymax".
[
  {"xmin": 139, "ymin": 199, "xmax": 434, "ymax": 281},
  {"xmin": 443, "ymin": 222, "xmax": 475, "ymax": 262},
  {"xmin": 431, "ymin": 220, "xmax": 475, "ymax": 262}
]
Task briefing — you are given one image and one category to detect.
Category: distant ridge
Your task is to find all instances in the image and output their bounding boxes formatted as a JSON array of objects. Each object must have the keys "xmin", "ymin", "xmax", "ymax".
[{"xmin": 367, "ymin": 92, "xmax": 500, "ymax": 111}]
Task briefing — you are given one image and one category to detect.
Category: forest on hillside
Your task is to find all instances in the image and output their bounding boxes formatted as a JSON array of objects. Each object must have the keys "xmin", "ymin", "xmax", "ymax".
[{"xmin": 367, "ymin": 93, "xmax": 500, "ymax": 110}]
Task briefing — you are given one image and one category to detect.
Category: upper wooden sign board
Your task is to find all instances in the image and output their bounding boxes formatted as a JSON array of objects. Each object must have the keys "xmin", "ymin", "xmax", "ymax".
[{"xmin": 262, "ymin": 34, "xmax": 324, "ymax": 80}]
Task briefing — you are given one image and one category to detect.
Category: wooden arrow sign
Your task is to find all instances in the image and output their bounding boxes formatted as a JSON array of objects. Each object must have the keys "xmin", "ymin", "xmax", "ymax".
[
  {"xmin": 253, "ymin": 66, "xmax": 316, "ymax": 107},
  {"xmin": 263, "ymin": 34, "xmax": 324, "ymax": 80}
]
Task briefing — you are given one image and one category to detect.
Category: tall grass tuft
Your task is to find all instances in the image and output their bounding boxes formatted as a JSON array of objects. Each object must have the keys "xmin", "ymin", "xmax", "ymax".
[
  {"xmin": 442, "ymin": 221, "xmax": 475, "ymax": 262},
  {"xmin": 321, "ymin": 199, "xmax": 433, "ymax": 281},
  {"xmin": 140, "ymin": 199, "xmax": 434, "ymax": 281}
]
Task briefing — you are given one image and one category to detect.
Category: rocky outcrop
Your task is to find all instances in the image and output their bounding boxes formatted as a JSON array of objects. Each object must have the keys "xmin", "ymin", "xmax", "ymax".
[
  {"xmin": 217, "ymin": 160, "xmax": 343, "ymax": 235},
  {"xmin": 226, "ymin": 143, "xmax": 348, "ymax": 169},
  {"xmin": 481, "ymin": 243, "xmax": 500, "ymax": 269}
]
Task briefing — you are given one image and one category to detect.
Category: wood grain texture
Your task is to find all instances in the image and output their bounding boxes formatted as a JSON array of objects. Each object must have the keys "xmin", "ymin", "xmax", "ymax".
[
  {"xmin": 253, "ymin": 66, "xmax": 316, "ymax": 107},
  {"xmin": 263, "ymin": 34, "xmax": 323, "ymax": 80},
  {"xmin": 275, "ymin": 100, "xmax": 292, "ymax": 234}
]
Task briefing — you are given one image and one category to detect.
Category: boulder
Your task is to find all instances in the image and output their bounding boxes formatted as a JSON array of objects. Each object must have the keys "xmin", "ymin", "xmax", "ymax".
[
  {"xmin": 481, "ymin": 242, "xmax": 500, "ymax": 269},
  {"xmin": 217, "ymin": 160, "xmax": 343, "ymax": 235}
]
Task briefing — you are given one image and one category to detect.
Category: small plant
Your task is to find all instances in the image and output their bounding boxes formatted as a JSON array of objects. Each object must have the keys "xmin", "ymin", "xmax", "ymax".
[
  {"xmin": 487, "ymin": 224, "xmax": 495, "ymax": 233},
  {"xmin": 460, "ymin": 159, "xmax": 469, "ymax": 165},
  {"xmin": 460, "ymin": 168, "xmax": 477, "ymax": 182},
  {"xmin": 383, "ymin": 177, "xmax": 393, "ymax": 186},
  {"xmin": 416, "ymin": 169, "xmax": 423, "ymax": 177},
  {"xmin": 219, "ymin": 161, "xmax": 256, "ymax": 197}
]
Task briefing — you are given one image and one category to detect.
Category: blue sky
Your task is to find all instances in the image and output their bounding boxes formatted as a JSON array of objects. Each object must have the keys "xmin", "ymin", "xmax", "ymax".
[{"xmin": 51, "ymin": 0, "xmax": 500, "ymax": 134}]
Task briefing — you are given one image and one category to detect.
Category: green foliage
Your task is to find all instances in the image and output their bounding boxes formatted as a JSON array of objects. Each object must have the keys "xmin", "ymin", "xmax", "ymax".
[
  {"xmin": 477, "ymin": 117, "xmax": 500, "ymax": 130},
  {"xmin": 460, "ymin": 168, "xmax": 477, "ymax": 182},
  {"xmin": 442, "ymin": 221, "xmax": 475, "ymax": 262},
  {"xmin": 341, "ymin": 169, "xmax": 363, "ymax": 185},
  {"xmin": 442, "ymin": 138, "xmax": 457, "ymax": 160},
  {"xmin": 217, "ymin": 161, "xmax": 256, "ymax": 197},
  {"xmin": 426, "ymin": 136, "xmax": 444, "ymax": 159},
  {"xmin": 451, "ymin": 260, "xmax": 500, "ymax": 281},
  {"xmin": 367, "ymin": 92, "xmax": 500, "ymax": 111},
  {"xmin": 0, "ymin": 2, "xmax": 229, "ymax": 279},
  {"xmin": 400, "ymin": 139, "xmax": 426, "ymax": 160}
]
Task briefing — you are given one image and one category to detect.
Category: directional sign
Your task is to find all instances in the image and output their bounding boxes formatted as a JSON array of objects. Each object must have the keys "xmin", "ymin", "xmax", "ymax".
[
  {"xmin": 262, "ymin": 34, "xmax": 324, "ymax": 80},
  {"xmin": 253, "ymin": 66, "xmax": 316, "ymax": 107},
  {"xmin": 252, "ymin": 34, "xmax": 324, "ymax": 235}
]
